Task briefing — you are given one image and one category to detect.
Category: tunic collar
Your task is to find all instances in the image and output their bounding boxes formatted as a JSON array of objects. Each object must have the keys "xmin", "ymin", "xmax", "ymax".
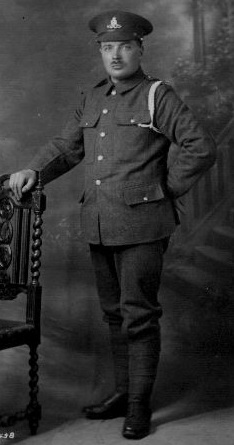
[{"xmin": 99, "ymin": 67, "xmax": 146, "ymax": 95}]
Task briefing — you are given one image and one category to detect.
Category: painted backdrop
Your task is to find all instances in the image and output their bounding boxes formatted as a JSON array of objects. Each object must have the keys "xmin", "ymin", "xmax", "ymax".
[{"xmin": 0, "ymin": 0, "xmax": 233, "ymax": 348}]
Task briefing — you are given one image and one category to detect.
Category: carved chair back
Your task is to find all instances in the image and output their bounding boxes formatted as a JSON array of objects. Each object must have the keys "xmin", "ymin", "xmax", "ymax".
[{"xmin": 0, "ymin": 173, "xmax": 46, "ymax": 435}]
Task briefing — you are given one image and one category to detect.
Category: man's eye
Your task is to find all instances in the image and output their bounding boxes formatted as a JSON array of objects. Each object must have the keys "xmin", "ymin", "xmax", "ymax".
[
  {"xmin": 123, "ymin": 45, "xmax": 132, "ymax": 50},
  {"xmin": 103, "ymin": 46, "xmax": 112, "ymax": 52}
]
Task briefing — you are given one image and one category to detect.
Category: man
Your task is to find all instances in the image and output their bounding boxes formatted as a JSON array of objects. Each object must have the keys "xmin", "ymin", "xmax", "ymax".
[{"xmin": 9, "ymin": 10, "xmax": 216, "ymax": 440}]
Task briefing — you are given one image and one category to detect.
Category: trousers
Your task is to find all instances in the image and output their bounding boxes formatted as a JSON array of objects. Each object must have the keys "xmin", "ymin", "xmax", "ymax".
[{"xmin": 89, "ymin": 239, "xmax": 169, "ymax": 402}]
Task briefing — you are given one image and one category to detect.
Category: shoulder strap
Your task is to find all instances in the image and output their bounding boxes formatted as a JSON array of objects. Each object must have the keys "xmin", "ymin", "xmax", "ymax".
[
  {"xmin": 148, "ymin": 80, "xmax": 162, "ymax": 133},
  {"xmin": 138, "ymin": 80, "xmax": 163, "ymax": 133},
  {"xmin": 148, "ymin": 81, "xmax": 162, "ymax": 124}
]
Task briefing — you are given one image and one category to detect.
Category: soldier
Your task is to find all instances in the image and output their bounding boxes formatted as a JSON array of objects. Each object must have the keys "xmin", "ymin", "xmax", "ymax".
[{"xmin": 9, "ymin": 10, "xmax": 216, "ymax": 440}]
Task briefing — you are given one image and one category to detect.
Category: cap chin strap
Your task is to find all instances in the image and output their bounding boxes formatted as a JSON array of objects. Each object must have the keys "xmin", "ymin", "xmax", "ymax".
[{"xmin": 138, "ymin": 81, "xmax": 162, "ymax": 133}]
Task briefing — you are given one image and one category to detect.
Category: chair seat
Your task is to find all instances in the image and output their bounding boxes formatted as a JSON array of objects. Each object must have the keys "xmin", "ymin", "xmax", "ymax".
[{"xmin": 0, "ymin": 319, "xmax": 37, "ymax": 350}]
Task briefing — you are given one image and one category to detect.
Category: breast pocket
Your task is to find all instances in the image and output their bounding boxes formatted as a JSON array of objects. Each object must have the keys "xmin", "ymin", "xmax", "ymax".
[
  {"xmin": 114, "ymin": 109, "xmax": 151, "ymax": 162},
  {"xmin": 80, "ymin": 111, "xmax": 100, "ymax": 163}
]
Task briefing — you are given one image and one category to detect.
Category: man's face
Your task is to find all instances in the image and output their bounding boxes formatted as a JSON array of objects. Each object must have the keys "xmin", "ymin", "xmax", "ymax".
[{"xmin": 100, "ymin": 40, "xmax": 143, "ymax": 83}]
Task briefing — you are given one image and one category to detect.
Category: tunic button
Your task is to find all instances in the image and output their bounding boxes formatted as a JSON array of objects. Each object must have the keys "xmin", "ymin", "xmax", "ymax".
[
  {"xmin": 102, "ymin": 109, "xmax": 108, "ymax": 114},
  {"xmin": 130, "ymin": 118, "xmax": 135, "ymax": 124},
  {"xmin": 111, "ymin": 90, "xmax": 117, "ymax": 96},
  {"xmin": 143, "ymin": 196, "xmax": 148, "ymax": 201},
  {"xmin": 97, "ymin": 155, "xmax": 103, "ymax": 161},
  {"xmin": 95, "ymin": 179, "xmax": 101, "ymax": 185},
  {"xmin": 100, "ymin": 132, "xmax": 106, "ymax": 137}
]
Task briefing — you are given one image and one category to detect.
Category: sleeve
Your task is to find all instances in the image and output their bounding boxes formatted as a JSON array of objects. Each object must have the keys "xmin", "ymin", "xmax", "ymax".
[
  {"xmin": 154, "ymin": 83, "xmax": 217, "ymax": 199},
  {"xmin": 27, "ymin": 89, "xmax": 86, "ymax": 185}
]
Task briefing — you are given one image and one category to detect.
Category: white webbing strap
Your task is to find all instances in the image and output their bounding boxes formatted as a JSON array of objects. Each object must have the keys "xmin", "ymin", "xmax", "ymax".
[{"xmin": 138, "ymin": 80, "xmax": 163, "ymax": 133}]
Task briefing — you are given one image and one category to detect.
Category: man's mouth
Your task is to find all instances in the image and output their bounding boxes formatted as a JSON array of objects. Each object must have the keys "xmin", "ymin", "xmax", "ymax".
[{"xmin": 111, "ymin": 62, "xmax": 124, "ymax": 69}]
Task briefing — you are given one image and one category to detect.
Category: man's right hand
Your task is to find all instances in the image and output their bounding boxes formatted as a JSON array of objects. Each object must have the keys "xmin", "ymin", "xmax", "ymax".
[{"xmin": 9, "ymin": 169, "xmax": 37, "ymax": 201}]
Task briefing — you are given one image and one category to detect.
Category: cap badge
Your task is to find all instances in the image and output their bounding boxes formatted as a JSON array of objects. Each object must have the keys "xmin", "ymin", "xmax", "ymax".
[{"xmin": 107, "ymin": 17, "xmax": 122, "ymax": 30}]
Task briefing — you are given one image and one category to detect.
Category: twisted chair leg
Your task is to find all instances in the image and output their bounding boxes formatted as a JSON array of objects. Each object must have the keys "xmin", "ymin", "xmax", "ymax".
[{"xmin": 27, "ymin": 344, "xmax": 41, "ymax": 435}]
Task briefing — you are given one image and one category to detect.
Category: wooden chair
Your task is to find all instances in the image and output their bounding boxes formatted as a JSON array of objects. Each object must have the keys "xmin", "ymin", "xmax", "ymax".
[{"xmin": 0, "ymin": 173, "xmax": 46, "ymax": 435}]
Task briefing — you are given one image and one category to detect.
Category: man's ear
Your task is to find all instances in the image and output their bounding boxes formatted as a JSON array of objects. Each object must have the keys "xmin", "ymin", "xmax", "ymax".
[{"xmin": 140, "ymin": 44, "xmax": 144, "ymax": 57}]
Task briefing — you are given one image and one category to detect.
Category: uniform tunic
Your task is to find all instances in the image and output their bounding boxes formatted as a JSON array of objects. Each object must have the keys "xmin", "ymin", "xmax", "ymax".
[{"xmin": 28, "ymin": 68, "xmax": 216, "ymax": 245}]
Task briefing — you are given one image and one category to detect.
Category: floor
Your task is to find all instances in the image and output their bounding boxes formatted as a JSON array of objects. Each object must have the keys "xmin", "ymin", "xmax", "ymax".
[{"xmin": 1, "ymin": 270, "xmax": 234, "ymax": 445}]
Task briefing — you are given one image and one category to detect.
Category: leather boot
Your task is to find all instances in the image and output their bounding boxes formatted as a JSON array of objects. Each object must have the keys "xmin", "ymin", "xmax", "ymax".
[
  {"xmin": 122, "ymin": 339, "xmax": 160, "ymax": 439},
  {"xmin": 83, "ymin": 324, "xmax": 129, "ymax": 419},
  {"xmin": 122, "ymin": 402, "xmax": 152, "ymax": 440},
  {"xmin": 83, "ymin": 392, "xmax": 128, "ymax": 419},
  {"xmin": 128, "ymin": 339, "xmax": 159, "ymax": 403}
]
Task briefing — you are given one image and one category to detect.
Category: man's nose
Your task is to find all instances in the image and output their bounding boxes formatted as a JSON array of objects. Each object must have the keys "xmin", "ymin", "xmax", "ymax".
[{"xmin": 112, "ymin": 47, "xmax": 121, "ymax": 58}]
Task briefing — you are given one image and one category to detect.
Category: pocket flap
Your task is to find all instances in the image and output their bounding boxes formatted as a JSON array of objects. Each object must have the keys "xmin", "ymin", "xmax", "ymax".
[
  {"xmin": 124, "ymin": 183, "xmax": 165, "ymax": 205},
  {"xmin": 115, "ymin": 109, "xmax": 150, "ymax": 126},
  {"xmin": 80, "ymin": 110, "xmax": 100, "ymax": 128}
]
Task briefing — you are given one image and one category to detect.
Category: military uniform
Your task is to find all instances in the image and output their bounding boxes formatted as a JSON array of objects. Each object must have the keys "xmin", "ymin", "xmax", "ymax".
[
  {"xmin": 29, "ymin": 68, "xmax": 216, "ymax": 244},
  {"xmin": 27, "ymin": 10, "xmax": 217, "ymax": 440}
]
